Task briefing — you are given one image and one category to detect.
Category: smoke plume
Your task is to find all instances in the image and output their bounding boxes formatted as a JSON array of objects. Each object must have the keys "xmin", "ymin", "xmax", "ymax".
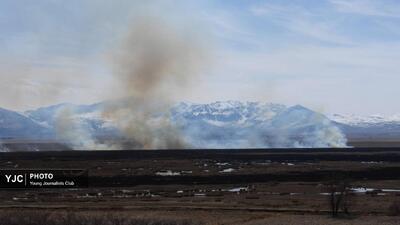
[
  {"xmin": 0, "ymin": 142, "xmax": 9, "ymax": 152},
  {"xmin": 54, "ymin": 106, "xmax": 111, "ymax": 150},
  {"xmin": 103, "ymin": 17, "xmax": 208, "ymax": 149},
  {"xmin": 50, "ymin": 16, "xmax": 347, "ymax": 150}
]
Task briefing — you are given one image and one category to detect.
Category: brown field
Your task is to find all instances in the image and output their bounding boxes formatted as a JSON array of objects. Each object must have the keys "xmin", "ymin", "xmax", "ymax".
[{"xmin": 0, "ymin": 148, "xmax": 399, "ymax": 224}]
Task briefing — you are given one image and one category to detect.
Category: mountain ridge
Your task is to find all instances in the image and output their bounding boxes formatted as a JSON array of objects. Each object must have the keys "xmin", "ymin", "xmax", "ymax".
[{"xmin": 1, "ymin": 100, "xmax": 398, "ymax": 149}]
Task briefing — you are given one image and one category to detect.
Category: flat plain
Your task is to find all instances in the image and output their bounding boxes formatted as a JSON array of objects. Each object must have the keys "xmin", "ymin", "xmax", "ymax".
[{"xmin": 0, "ymin": 148, "xmax": 399, "ymax": 224}]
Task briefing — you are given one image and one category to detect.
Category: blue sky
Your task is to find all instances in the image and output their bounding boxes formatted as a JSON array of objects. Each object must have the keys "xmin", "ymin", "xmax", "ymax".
[{"xmin": 0, "ymin": 0, "xmax": 399, "ymax": 116}]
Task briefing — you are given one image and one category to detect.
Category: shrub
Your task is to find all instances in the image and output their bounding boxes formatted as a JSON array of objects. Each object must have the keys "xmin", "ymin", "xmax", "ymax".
[{"xmin": 0, "ymin": 210, "xmax": 203, "ymax": 225}]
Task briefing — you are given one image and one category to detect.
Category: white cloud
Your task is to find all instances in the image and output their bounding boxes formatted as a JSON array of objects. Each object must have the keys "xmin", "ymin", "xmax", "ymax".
[
  {"xmin": 330, "ymin": 0, "xmax": 400, "ymax": 18},
  {"xmin": 249, "ymin": 2, "xmax": 352, "ymax": 45},
  {"xmin": 186, "ymin": 41, "xmax": 400, "ymax": 115}
]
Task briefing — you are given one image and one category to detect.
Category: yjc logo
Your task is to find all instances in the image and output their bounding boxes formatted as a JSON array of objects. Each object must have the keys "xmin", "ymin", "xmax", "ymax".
[{"xmin": 5, "ymin": 174, "xmax": 24, "ymax": 183}]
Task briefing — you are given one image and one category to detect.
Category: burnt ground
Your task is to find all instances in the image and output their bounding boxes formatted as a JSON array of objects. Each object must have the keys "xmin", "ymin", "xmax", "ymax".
[{"xmin": 0, "ymin": 148, "xmax": 399, "ymax": 224}]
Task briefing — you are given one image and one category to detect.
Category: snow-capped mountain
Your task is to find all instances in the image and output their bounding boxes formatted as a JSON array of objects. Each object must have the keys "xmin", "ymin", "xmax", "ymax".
[
  {"xmin": 0, "ymin": 100, "xmax": 361, "ymax": 149},
  {"xmin": 171, "ymin": 101, "xmax": 287, "ymax": 127},
  {"xmin": 170, "ymin": 102, "xmax": 346, "ymax": 148},
  {"xmin": 330, "ymin": 114, "xmax": 400, "ymax": 127},
  {"xmin": 329, "ymin": 113, "xmax": 400, "ymax": 139},
  {"xmin": 0, "ymin": 107, "xmax": 53, "ymax": 139},
  {"xmin": 0, "ymin": 100, "xmax": 398, "ymax": 150},
  {"xmin": 24, "ymin": 103, "xmax": 103, "ymax": 128}
]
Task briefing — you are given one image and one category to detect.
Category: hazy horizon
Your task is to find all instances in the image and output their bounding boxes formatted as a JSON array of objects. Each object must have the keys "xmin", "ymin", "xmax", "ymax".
[{"xmin": 4, "ymin": 99, "xmax": 400, "ymax": 119}]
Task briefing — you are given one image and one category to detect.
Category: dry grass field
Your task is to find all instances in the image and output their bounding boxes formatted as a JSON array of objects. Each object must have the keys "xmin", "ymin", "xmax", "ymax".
[{"xmin": 0, "ymin": 148, "xmax": 399, "ymax": 224}]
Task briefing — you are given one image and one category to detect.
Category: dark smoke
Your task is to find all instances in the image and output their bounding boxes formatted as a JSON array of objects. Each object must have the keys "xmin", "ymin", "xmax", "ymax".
[{"xmin": 102, "ymin": 17, "xmax": 209, "ymax": 149}]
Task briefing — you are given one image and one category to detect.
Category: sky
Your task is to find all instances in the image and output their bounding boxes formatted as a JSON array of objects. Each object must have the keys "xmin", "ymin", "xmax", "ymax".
[{"xmin": 0, "ymin": 0, "xmax": 399, "ymax": 116}]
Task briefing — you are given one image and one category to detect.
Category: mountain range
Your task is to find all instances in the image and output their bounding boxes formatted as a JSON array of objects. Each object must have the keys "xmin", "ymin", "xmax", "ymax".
[{"xmin": 0, "ymin": 100, "xmax": 399, "ymax": 149}]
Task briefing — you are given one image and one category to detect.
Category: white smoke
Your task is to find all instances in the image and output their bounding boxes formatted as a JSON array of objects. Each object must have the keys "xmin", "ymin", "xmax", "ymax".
[
  {"xmin": 172, "ymin": 102, "xmax": 348, "ymax": 149},
  {"xmin": 53, "ymin": 101, "xmax": 348, "ymax": 149},
  {"xmin": 268, "ymin": 107, "xmax": 348, "ymax": 148},
  {"xmin": 54, "ymin": 106, "xmax": 112, "ymax": 150},
  {"xmin": 0, "ymin": 142, "xmax": 9, "ymax": 152},
  {"xmin": 46, "ymin": 15, "xmax": 347, "ymax": 150},
  {"xmin": 291, "ymin": 127, "xmax": 348, "ymax": 148},
  {"xmin": 301, "ymin": 120, "xmax": 348, "ymax": 148}
]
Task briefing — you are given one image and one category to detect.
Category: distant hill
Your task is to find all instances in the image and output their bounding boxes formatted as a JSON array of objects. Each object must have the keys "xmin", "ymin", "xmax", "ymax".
[
  {"xmin": 0, "ymin": 107, "xmax": 53, "ymax": 139},
  {"xmin": 2, "ymin": 100, "xmax": 399, "ymax": 149},
  {"xmin": 0, "ymin": 101, "xmax": 344, "ymax": 148},
  {"xmin": 329, "ymin": 114, "xmax": 400, "ymax": 139}
]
